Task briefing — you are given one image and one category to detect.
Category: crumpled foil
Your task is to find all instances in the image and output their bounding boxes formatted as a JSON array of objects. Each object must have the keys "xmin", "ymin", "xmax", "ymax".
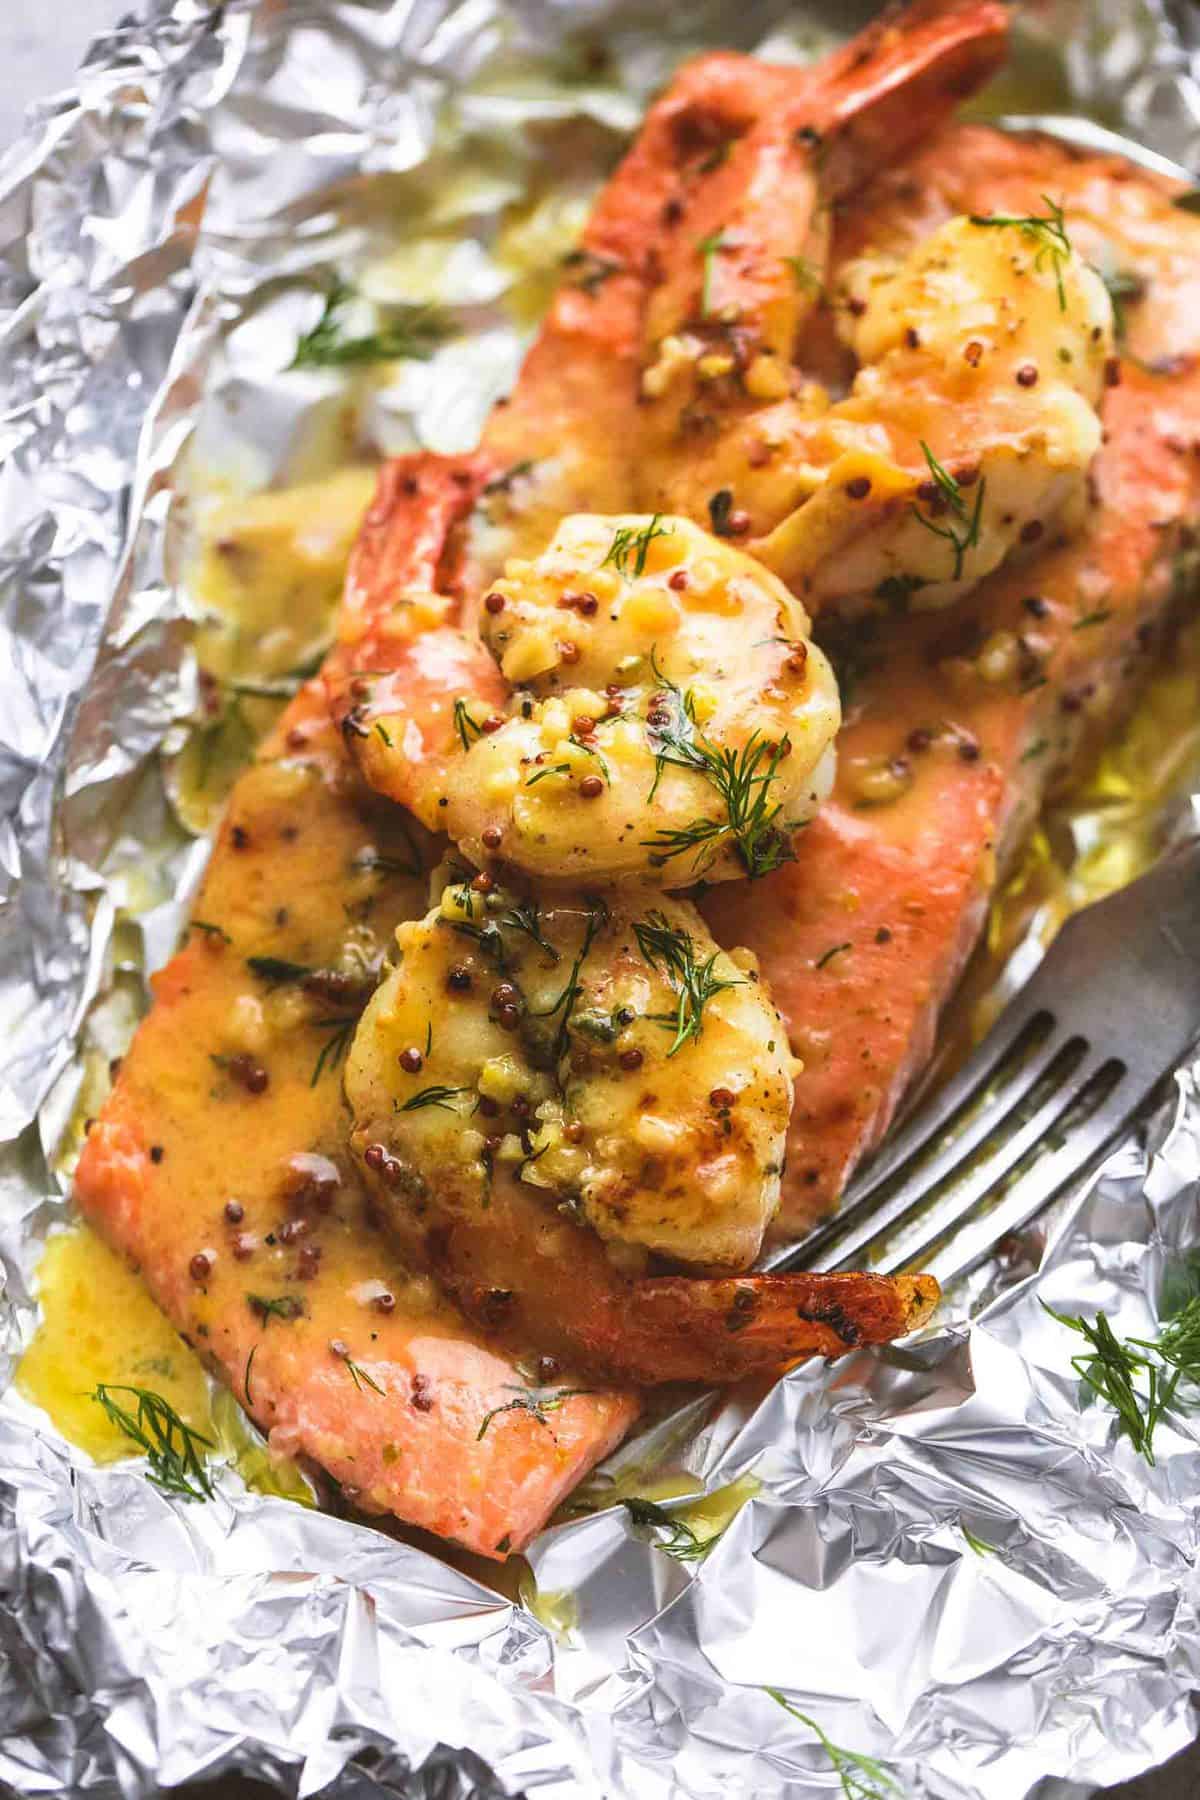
[{"xmin": 1, "ymin": 2, "xmax": 1199, "ymax": 1796}]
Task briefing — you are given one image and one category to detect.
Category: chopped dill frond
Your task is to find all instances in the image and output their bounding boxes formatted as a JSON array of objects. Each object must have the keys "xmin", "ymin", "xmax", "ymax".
[
  {"xmin": 290, "ymin": 277, "xmax": 453, "ymax": 369},
  {"xmin": 89, "ymin": 1384, "xmax": 214, "ymax": 1501},
  {"xmin": 968, "ymin": 197, "xmax": 1072, "ymax": 311},
  {"xmin": 633, "ymin": 911, "xmax": 743, "ymax": 1056}
]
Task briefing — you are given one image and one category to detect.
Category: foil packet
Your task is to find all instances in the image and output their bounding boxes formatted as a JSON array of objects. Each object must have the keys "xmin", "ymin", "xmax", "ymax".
[{"xmin": 2, "ymin": 2, "xmax": 1200, "ymax": 1796}]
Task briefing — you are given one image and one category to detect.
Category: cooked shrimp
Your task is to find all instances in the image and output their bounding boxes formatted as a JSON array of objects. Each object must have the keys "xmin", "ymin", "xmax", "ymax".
[
  {"xmin": 332, "ymin": 508, "xmax": 840, "ymax": 889},
  {"xmin": 639, "ymin": 208, "xmax": 1115, "ymax": 611},
  {"xmin": 471, "ymin": 0, "xmax": 1009, "ymax": 579},
  {"xmin": 349, "ymin": 873, "xmax": 793, "ymax": 1268},
  {"xmin": 344, "ymin": 869, "xmax": 937, "ymax": 1380},
  {"xmin": 329, "ymin": 0, "xmax": 1008, "ymax": 826}
]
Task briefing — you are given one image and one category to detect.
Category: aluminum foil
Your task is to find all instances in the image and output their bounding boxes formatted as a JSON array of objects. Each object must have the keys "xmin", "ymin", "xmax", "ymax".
[{"xmin": 2, "ymin": 2, "xmax": 1200, "ymax": 1796}]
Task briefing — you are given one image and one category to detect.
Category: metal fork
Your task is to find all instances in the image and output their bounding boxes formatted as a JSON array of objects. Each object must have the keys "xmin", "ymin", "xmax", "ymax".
[{"xmin": 782, "ymin": 838, "xmax": 1200, "ymax": 1291}]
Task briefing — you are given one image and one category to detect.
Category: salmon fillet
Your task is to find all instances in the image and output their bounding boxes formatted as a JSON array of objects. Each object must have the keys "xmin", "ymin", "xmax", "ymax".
[{"xmin": 75, "ymin": 479, "xmax": 638, "ymax": 1562}]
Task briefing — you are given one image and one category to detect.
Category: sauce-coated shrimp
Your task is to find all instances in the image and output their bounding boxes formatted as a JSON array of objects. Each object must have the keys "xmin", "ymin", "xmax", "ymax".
[
  {"xmin": 332, "ymin": 509, "xmax": 840, "ymax": 888},
  {"xmin": 639, "ymin": 209, "xmax": 1114, "ymax": 611},
  {"xmin": 345, "ymin": 870, "xmax": 937, "ymax": 1380},
  {"xmin": 471, "ymin": 0, "xmax": 1009, "ymax": 579},
  {"xmin": 328, "ymin": 0, "xmax": 1008, "ymax": 831},
  {"xmin": 350, "ymin": 873, "xmax": 794, "ymax": 1269}
]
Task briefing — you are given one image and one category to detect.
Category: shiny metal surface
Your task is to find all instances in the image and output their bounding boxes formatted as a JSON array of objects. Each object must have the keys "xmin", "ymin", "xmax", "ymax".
[{"xmin": 792, "ymin": 841, "xmax": 1200, "ymax": 1287}]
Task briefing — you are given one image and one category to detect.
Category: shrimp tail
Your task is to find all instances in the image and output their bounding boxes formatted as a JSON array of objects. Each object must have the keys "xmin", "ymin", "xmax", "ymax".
[
  {"xmin": 324, "ymin": 452, "xmax": 507, "ymax": 822},
  {"xmin": 812, "ymin": 0, "xmax": 1010, "ymax": 193},
  {"xmin": 611, "ymin": 1271, "xmax": 940, "ymax": 1383},
  {"xmin": 367, "ymin": 1164, "xmax": 938, "ymax": 1386}
]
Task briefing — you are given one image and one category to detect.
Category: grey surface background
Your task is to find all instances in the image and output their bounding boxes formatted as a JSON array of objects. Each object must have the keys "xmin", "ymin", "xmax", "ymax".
[{"xmin": 2, "ymin": 3, "xmax": 1197, "ymax": 1798}]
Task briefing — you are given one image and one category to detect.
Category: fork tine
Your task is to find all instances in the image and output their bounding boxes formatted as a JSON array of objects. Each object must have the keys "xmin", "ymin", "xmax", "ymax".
[
  {"xmin": 841, "ymin": 996, "xmax": 1052, "ymax": 1206},
  {"xmin": 781, "ymin": 1006, "xmax": 1058, "ymax": 1275},
  {"xmin": 818, "ymin": 1042, "xmax": 1108, "ymax": 1275},
  {"xmin": 890, "ymin": 1061, "xmax": 1138, "ymax": 1286}
]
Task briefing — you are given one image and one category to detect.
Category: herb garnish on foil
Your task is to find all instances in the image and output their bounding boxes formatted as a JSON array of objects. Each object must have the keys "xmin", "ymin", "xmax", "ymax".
[
  {"xmin": 89, "ymin": 1384, "xmax": 214, "ymax": 1501},
  {"xmin": 1043, "ymin": 1293, "xmax": 1200, "ymax": 1462},
  {"xmin": 289, "ymin": 278, "xmax": 453, "ymax": 369},
  {"xmin": 623, "ymin": 1496, "xmax": 719, "ymax": 1560},
  {"xmin": 765, "ymin": 1688, "xmax": 901, "ymax": 1798}
]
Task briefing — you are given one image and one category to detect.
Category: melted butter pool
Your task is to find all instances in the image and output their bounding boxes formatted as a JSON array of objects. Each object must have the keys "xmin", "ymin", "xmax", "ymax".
[
  {"xmin": 16, "ymin": 1225, "xmax": 213, "ymax": 1463},
  {"xmin": 18, "ymin": 1224, "xmax": 316, "ymax": 1506}
]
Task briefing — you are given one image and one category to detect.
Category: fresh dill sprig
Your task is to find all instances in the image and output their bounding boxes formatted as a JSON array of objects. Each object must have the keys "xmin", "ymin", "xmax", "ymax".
[
  {"xmin": 453, "ymin": 697, "xmax": 488, "ymax": 752},
  {"xmin": 218, "ymin": 645, "xmax": 330, "ymax": 709},
  {"xmin": 633, "ymin": 911, "xmax": 743, "ymax": 1056},
  {"xmin": 917, "ymin": 440, "xmax": 966, "ymax": 517},
  {"xmin": 697, "ymin": 228, "xmax": 728, "ymax": 318},
  {"xmin": 1041, "ymin": 1298, "xmax": 1200, "ymax": 1464},
  {"xmin": 569, "ymin": 736, "xmax": 611, "ymax": 782},
  {"xmin": 476, "ymin": 1383, "xmax": 596, "ymax": 1440},
  {"xmin": 1146, "ymin": 1293, "xmax": 1200, "ymax": 1376},
  {"xmin": 645, "ymin": 651, "xmax": 704, "ymax": 802},
  {"xmin": 496, "ymin": 898, "xmax": 560, "ymax": 963},
  {"xmin": 396, "ymin": 1084, "xmax": 469, "ymax": 1113},
  {"xmin": 90, "ymin": 1384, "xmax": 215, "ymax": 1502},
  {"xmin": 448, "ymin": 876, "xmax": 480, "ymax": 918},
  {"xmin": 290, "ymin": 278, "xmax": 453, "ymax": 369},
  {"xmin": 642, "ymin": 653, "xmax": 796, "ymax": 878},
  {"xmin": 309, "ymin": 1014, "xmax": 358, "ymax": 1086},
  {"xmin": 644, "ymin": 734, "xmax": 796, "ymax": 879},
  {"xmin": 765, "ymin": 1689, "xmax": 902, "ymax": 1800},
  {"xmin": 345, "ymin": 1357, "xmax": 385, "ymax": 1395},
  {"xmin": 534, "ymin": 900, "xmax": 608, "ymax": 1060},
  {"xmin": 968, "ymin": 196, "xmax": 1071, "ymax": 311},
  {"xmin": 525, "ymin": 762, "xmax": 572, "ymax": 787},
  {"xmin": 910, "ymin": 440, "xmax": 986, "ymax": 582},
  {"xmin": 623, "ymin": 1496, "xmax": 717, "ymax": 1561},
  {"xmin": 442, "ymin": 912, "xmax": 511, "ymax": 970},
  {"xmin": 601, "ymin": 514, "xmax": 674, "ymax": 580}
]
